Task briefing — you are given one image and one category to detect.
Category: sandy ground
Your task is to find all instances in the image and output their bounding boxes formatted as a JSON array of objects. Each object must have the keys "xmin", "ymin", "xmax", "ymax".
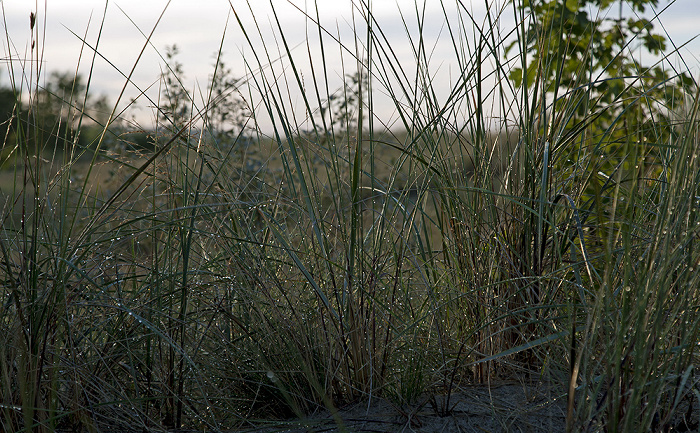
[{"xmin": 249, "ymin": 382, "xmax": 568, "ymax": 433}]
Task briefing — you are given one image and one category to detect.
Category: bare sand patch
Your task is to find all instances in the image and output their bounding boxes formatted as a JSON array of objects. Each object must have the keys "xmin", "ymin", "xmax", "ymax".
[{"xmin": 250, "ymin": 382, "xmax": 567, "ymax": 433}]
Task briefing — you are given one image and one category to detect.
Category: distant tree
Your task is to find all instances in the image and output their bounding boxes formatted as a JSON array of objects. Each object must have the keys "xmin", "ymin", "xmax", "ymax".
[
  {"xmin": 0, "ymin": 87, "xmax": 18, "ymax": 124},
  {"xmin": 0, "ymin": 86, "xmax": 19, "ymax": 132},
  {"xmin": 205, "ymin": 51, "xmax": 251, "ymax": 144},
  {"xmin": 27, "ymin": 71, "xmax": 82, "ymax": 152},
  {"xmin": 90, "ymin": 93, "xmax": 113, "ymax": 126},
  {"xmin": 315, "ymin": 71, "xmax": 369, "ymax": 135},
  {"xmin": 39, "ymin": 72, "xmax": 86, "ymax": 121},
  {"xmin": 158, "ymin": 45, "xmax": 251, "ymax": 147},
  {"xmin": 0, "ymin": 85, "xmax": 21, "ymax": 165},
  {"xmin": 0, "ymin": 71, "xmax": 117, "ymax": 157},
  {"xmin": 158, "ymin": 45, "xmax": 191, "ymax": 132}
]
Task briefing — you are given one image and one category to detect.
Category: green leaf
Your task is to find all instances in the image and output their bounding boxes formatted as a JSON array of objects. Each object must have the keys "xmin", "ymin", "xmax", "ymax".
[
  {"xmin": 565, "ymin": 0, "xmax": 579, "ymax": 12},
  {"xmin": 510, "ymin": 68, "xmax": 524, "ymax": 88},
  {"xmin": 525, "ymin": 62, "xmax": 539, "ymax": 88}
]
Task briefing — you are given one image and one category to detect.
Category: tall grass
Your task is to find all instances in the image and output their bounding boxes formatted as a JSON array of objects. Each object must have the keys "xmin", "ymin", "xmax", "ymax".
[{"xmin": 1, "ymin": 1, "xmax": 698, "ymax": 432}]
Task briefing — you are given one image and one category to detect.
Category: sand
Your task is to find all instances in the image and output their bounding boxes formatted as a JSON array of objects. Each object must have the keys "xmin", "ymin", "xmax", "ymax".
[{"xmin": 251, "ymin": 381, "xmax": 568, "ymax": 433}]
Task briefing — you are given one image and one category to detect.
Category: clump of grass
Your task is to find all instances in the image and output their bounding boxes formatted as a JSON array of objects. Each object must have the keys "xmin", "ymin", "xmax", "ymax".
[{"xmin": 1, "ymin": 1, "xmax": 699, "ymax": 432}]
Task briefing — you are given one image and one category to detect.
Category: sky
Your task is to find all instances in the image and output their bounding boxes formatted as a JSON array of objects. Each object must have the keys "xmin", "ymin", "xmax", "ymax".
[{"xmin": 2, "ymin": 0, "xmax": 700, "ymax": 131}]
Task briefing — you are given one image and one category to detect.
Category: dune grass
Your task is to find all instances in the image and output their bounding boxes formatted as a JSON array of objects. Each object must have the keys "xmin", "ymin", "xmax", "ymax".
[{"xmin": 1, "ymin": 1, "xmax": 699, "ymax": 432}]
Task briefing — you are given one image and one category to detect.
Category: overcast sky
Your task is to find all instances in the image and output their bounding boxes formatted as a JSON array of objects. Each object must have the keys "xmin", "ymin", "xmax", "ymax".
[{"xmin": 3, "ymin": 0, "xmax": 699, "ymax": 131}]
